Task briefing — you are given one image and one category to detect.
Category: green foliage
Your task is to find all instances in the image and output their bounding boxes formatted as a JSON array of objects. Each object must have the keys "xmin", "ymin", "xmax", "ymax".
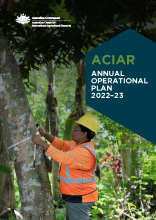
[
  {"xmin": 63, "ymin": 112, "xmax": 75, "ymax": 140},
  {"xmin": 142, "ymin": 146, "xmax": 156, "ymax": 181},
  {"xmin": 24, "ymin": 63, "xmax": 77, "ymax": 139},
  {"xmin": 0, "ymin": 211, "xmax": 17, "ymax": 220},
  {"xmin": 14, "ymin": 170, "xmax": 21, "ymax": 210},
  {"xmin": 90, "ymin": 170, "xmax": 119, "ymax": 219},
  {"xmin": 90, "ymin": 168, "xmax": 156, "ymax": 219},
  {"xmin": 2, "ymin": 0, "xmax": 156, "ymax": 75},
  {"xmin": 89, "ymin": 114, "xmax": 156, "ymax": 219},
  {"xmin": 0, "ymin": 164, "xmax": 11, "ymax": 174},
  {"xmin": 55, "ymin": 204, "xmax": 66, "ymax": 220}
]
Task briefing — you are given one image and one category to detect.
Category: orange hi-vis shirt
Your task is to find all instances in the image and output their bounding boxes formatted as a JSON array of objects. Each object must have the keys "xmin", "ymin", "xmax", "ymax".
[{"xmin": 46, "ymin": 137, "xmax": 98, "ymax": 203}]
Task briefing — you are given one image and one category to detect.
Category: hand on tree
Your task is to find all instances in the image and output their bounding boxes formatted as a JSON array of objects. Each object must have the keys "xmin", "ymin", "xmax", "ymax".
[
  {"xmin": 32, "ymin": 134, "xmax": 50, "ymax": 151},
  {"xmin": 38, "ymin": 127, "xmax": 46, "ymax": 137},
  {"xmin": 32, "ymin": 134, "xmax": 44, "ymax": 145}
]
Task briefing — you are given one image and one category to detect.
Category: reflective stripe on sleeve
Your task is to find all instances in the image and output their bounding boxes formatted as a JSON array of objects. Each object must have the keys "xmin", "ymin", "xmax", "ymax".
[{"xmin": 68, "ymin": 142, "xmax": 75, "ymax": 151}]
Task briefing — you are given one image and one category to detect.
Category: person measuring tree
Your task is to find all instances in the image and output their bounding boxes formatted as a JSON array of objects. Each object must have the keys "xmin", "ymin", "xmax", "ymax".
[{"xmin": 32, "ymin": 113, "xmax": 100, "ymax": 220}]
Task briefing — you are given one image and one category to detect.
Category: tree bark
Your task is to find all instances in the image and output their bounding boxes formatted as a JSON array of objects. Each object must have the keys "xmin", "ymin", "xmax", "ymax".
[
  {"xmin": 63, "ymin": 111, "xmax": 75, "ymax": 141},
  {"xmin": 75, "ymin": 59, "xmax": 86, "ymax": 119},
  {"xmin": 121, "ymin": 135, "xmax": 139, "ymax": 183},
  {"xmin": 63, "ymin": 59, "xmax": 86, "ymax": 142},
  {"xmin": 0, "ymin": 30, "xmax": 55, "ymax": 219},
  {"xmin": 46, "ymin": 61, "xmax": 61, "ymax": 203},
  {"xmin": 0, "ymin": 123, "xmax": 15, "ymax": 213}
]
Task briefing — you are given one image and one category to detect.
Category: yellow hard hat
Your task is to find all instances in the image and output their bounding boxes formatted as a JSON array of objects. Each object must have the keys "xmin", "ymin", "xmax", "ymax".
[{"xmin": 75, "ymin": 113, "xmax": 100, "ymax": 133}]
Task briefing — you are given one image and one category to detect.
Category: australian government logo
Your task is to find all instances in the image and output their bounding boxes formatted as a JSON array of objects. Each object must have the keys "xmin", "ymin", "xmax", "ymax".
[
  {"xmin": 16, "ymin": 14, "xmax": 71, "ymax": 27},
  {"xmin": 16, "ymin": 14, "xmax": 31, "ymax": 24}
]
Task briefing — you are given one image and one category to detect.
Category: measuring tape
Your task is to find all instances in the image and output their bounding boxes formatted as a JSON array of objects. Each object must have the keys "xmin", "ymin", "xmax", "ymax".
[
  {"xmin": 33, "ymin": 124, "xmax": 40, "ymax": 168},
  {"xmin": 8, "ymin": 131, "xmax": 40, "ymax": 150},
  {"xmin": 7, "ymin": 125, "xmax": 56, "ymax": 203}
]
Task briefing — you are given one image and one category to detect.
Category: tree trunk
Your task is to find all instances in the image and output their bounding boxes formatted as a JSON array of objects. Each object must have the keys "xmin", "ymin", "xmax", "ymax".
[
  {"xmin": 46, "ymin": 61, "xmax": 61, "ymax": 203},
  {"xmin": 63, "ymin": 59, "xmax": 86, "ymax": 142},
  {"xmin": 0, "ymin": 2, "xmax": 15, "ymax": 212},
  {"xmin": 121, "ymin": 135, "xmax": 139, "ymax": 183},
  {"xmin": 0, "ymin": 124, "xmax": 15, "ymax": 213},
  {"xmin": 63, "ymin": 111, "xmax": 75, "ymax": 141},
  {"xmin": 75, "ymin": 59, "xmax": 86, "ymax": 119},
  {"xmin": 0, "ymin": 30, "xmax": 55, "ymax": 219}
]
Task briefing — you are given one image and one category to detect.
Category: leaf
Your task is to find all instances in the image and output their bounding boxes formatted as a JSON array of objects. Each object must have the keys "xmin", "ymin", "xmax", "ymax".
[
  {"xmin": 131, "ymin": 176, "xmax": 137, "ymax": 179},
  {"xmin": 0, "ymin": 164, "xmax": 11, "ymax": 174},
  {"xmin": 128, "ymin": 202, "xmax": 136, "ymax": 208},
  {"xmin": 97, "ymin": 208, "xmax": 103, "ymax": 214},
  {"xmin": 54, "ymin": 201, "xmax": 58, "ymax": 206}
]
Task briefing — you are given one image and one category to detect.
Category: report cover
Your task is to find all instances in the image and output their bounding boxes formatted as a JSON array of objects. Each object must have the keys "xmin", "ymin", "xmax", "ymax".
[{"xmin": 0, "ymin": 1, "xmax": 156, "ymax": 219}]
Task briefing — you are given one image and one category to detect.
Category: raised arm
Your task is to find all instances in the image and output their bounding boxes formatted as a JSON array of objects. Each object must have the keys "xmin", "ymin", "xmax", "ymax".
[
  {"xmin": 39, "ymin": 127, "xmax": 54, "ymax": 143},
  {"xmin": 38, "ymin": 127, "xmax": 73, "ymax": 152}
]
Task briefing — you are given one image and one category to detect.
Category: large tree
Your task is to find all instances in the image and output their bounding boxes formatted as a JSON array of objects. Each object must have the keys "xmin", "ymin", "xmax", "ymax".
[
  {"xmin": 0, "ymin": 123, "xmax": 15, "ymax": 212},
  {"xmin": 0, "ymin": 30, "xmax": 55, "ymax": 220}
]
